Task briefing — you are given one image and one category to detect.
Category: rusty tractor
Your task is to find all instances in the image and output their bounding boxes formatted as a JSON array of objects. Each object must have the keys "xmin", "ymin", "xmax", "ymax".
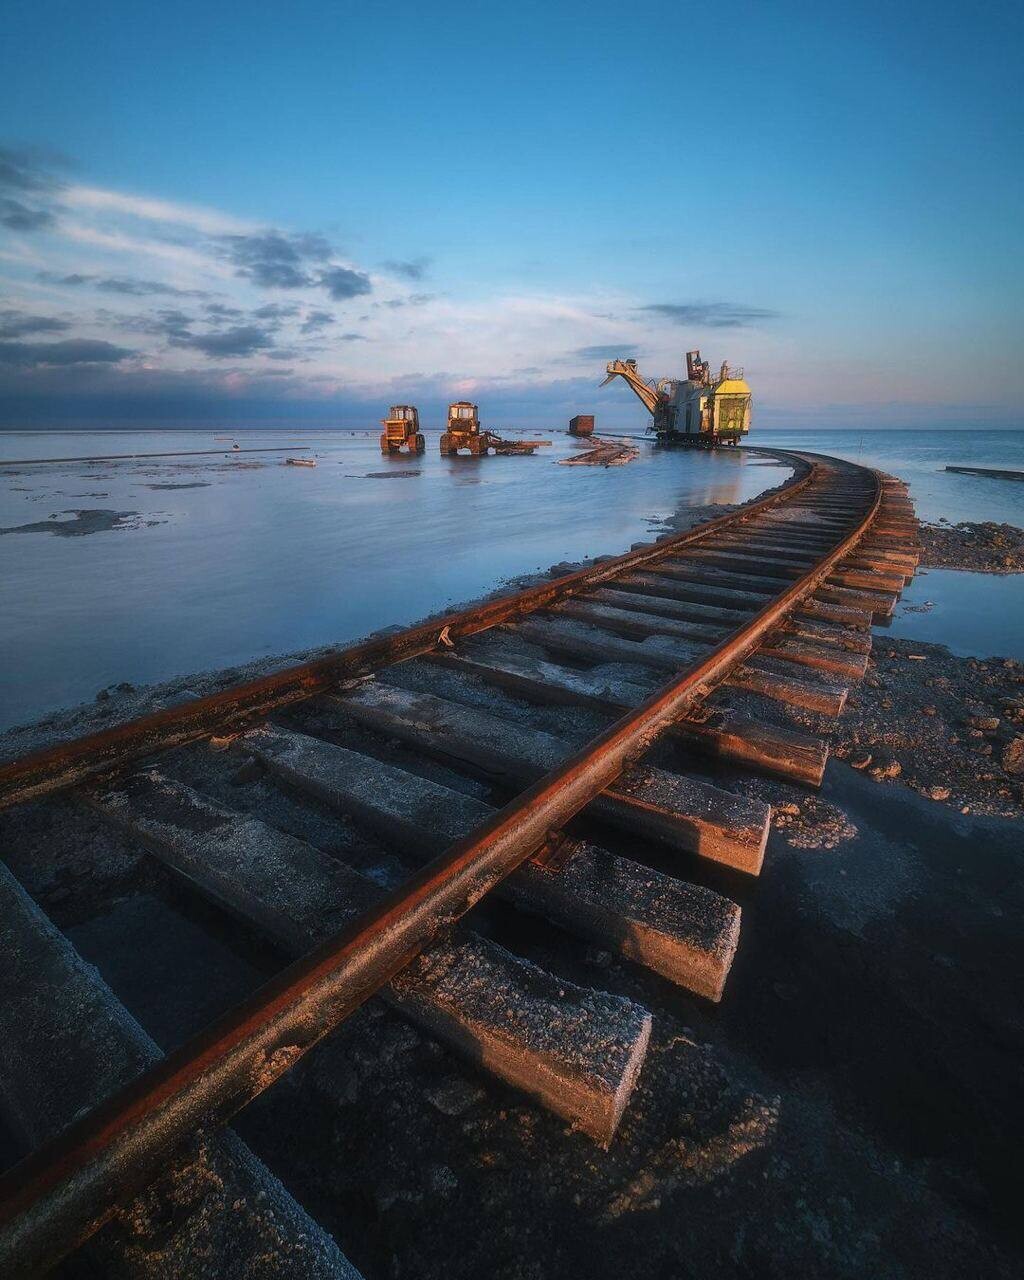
[{"xmin": 380, "ymin": 405, "xmax": 426, "ymax": 455}]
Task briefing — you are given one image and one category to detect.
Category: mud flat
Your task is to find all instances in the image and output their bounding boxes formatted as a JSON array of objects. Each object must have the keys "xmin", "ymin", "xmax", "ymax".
[{"xmin": 920, "ymin": 520, "xmax": 1024, "ymax": 573}]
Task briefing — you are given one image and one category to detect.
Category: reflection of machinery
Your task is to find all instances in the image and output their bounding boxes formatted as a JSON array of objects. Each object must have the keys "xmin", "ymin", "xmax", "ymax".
[
  {"xmin": 380, "ymin": 405, "xmax": 425, "ymax": 455},
  {"xmin": 600, "ymin": 350, "xmax": 751, "ymax": 446},
  {"xmin": 440, "ymin": 402, "xmax": 550, "ymax": 456},
  {"xmin": 440, "ymin": 401, "xmax": 484, "ymax": 455}
]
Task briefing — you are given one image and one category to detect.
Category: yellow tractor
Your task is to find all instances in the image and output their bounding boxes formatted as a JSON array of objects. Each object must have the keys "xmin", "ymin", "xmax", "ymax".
[
  {"xmin": 439, "ymin": 401, "xmax": 486, "ymax": 455},
  {"xmin": 380, "ymin": 405, "xmax": 425, "ymax": 455}
]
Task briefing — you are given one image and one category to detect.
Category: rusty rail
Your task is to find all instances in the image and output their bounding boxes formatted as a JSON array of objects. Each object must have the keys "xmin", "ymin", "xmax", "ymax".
[
  {"xmin": 0, "ymin": 458, "xmax": 882, "ymax": 1273},
  {"xmin": 0, "ymin": 449, "xmax": 815, "ymax": 810}
]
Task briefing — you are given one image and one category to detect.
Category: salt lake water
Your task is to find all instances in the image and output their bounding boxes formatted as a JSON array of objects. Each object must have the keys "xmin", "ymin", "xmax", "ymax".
[
  {"xmin": 759, "ymin": 429, "xmax": 1024, "ymax": 662},
  {"xmin": 3, "ymin": 427, "xmax": 1023, "ymax": 731},
  {"xmin": 0, "ymin": 428, "xmax": 787, "ymax": 729}
]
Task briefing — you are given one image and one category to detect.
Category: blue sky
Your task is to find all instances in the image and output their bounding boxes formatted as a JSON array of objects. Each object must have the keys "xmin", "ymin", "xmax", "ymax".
[{"xmin": 1, "ymin": 0, "xmax": 1021, "ymax": 428}]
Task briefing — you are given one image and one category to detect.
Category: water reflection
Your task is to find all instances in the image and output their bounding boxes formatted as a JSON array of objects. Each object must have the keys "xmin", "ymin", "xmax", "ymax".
[{"xmin": 0, "ymin": 429, "xmax": 778, "ymax": 727}]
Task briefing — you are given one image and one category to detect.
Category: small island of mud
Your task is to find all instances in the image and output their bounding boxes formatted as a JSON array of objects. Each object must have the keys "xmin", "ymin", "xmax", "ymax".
[
  {"xmin": 0, "ymin": 509, "xmax": 164, "ymax": 538},
  {"xmin": 920, "ymin": 520, "xmax": 1024, "ymax": 573}
]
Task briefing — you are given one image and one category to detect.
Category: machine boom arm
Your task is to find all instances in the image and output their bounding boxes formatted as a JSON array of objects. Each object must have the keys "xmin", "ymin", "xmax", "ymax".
[{"xmin": 600, "ymin": 359, "xmax": 660, "ymax": 415}]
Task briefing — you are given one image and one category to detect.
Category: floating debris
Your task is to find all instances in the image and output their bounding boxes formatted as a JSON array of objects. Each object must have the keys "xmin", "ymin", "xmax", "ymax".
[{"xmin": 559, "ymin": 437, "xmax": 639, "ymax": 467}]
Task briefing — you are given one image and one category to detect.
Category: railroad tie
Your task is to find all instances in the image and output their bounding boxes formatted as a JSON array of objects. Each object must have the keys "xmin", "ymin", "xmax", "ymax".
[
  {"xmin": 325, "ymin": 682, "xmax": 771, "ymax": 873},
  {"xmin": 238, "ymin": 724, "xmax": 742, "ymax": 998},
  {"xmin": 589, "ymin": 585, "xmax": 751, "ymax": 627},
  {"xmin": 513, "ymin": 615, "xmax": 850, "ymax": 716},
  {"xmin": 0, "ymin": 858, "xmax": 363, "ymax": 1279},
  {"xmin": 553, "ymin": 599, "xmax": 728, "ymax": 645},
  {"xmin": 618, "ymin": 570, "xmax": 770, "ymax": 613},
  {"xmin": 427, "ymin": 647, "xmax": 829, "ymax": 787},
  {"xmin": 550, "ymin": 599, "xmax": 868, "ymax": 680},
  {"xmin": 91, "ymin": 771, "xmax": 654, "ymax": 1145}
]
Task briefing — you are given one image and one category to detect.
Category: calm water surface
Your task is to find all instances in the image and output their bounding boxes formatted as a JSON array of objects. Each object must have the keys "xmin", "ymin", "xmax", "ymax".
[
  {"xmin": 0, "ymin": 429, "xmax": 787, "ymax": 729},
  {"xmin": 4, "ymin": 427, "xmax": 1023, "ymax": 729},
  {"xmin": 761, "ymin": 429, "xmax": 1024, "ymax": 661},
  {"xmin": 759, "ymin": 428, "xmax": 1024, "ymax": 525}
]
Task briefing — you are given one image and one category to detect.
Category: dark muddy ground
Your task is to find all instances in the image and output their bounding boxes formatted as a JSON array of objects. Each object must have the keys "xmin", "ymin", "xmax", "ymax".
[{"xmin": 920, "ymin": 521, "xmax": 1024, "ymax": 573}]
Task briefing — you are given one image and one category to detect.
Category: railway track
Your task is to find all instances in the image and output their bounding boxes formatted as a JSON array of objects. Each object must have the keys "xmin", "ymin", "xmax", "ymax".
[{"xmin": 0, "ymin": 449, "xmax": 919, "ymax": 1276}]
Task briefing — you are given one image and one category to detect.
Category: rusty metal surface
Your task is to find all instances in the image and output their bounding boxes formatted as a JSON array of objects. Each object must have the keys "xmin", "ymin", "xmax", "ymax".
[
  {"xmin": 0, "ymin": 457, "xmax": 883, "ymax": 1275},
  {"xmin": 0, "ymin": 449, "xmax": 816, "ymax": 811}
]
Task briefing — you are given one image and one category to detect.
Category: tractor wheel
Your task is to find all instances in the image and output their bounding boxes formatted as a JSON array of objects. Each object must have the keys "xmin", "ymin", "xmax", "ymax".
[
  {"xmin": 414, "ymin": 434, "xmax": 426, "ymax": 454},
  {"xmin": 439, "ymin": 433, "xmax": 451, "ymax": 456},
  {"xmin": 379, "ymin": 433, "xmax": 390, "ymax": 454}
]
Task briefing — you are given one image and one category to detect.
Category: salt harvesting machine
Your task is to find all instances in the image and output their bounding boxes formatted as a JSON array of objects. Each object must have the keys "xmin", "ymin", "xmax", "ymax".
[{"xmin": 601, "ymin": 350, "xmax": 752, "ymax": 446}]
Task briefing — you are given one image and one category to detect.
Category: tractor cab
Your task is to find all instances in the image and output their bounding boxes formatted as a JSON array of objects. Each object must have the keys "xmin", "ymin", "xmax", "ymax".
[
  {"xmin": 380, "ymin": 404, "xmax": 425, "ymax": 455},
  {"xmin": 440, "ymin": 402, "xmax": 484, "ymax": 455}
]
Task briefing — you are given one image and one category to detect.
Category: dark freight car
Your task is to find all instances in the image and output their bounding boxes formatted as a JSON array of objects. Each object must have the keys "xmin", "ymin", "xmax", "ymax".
[{"xmin": 568, "ymin": 415, "xmax": 595, "ymax": 437}]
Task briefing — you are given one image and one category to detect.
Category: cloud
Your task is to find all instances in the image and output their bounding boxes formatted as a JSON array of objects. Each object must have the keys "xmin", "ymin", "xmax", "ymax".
[
  {"xmin": 221, "ymin": 231, "xmax": 333, "ymax": 289},
  {"xmin": 0, "ymin": 146, "xmax": 62, "ymax": 230},
  {"xmin": 300, "ymin": 308, "xmax": 334, "ymax": 334},
  {"xmin": 169, "ymin": 324, "xmax": 275, "ymax": 358},
  {"xmin": 1, "ymin": 199, "xmax": 55, "ymax": 231},
  {"xmin": 61, "ymin": 185, "xmax": 250, "ymax": 235},
  {"xmin": 0, "ymin": 310, "xmax": 70, "ymax": 339},
  {"xmin": 383, "ymin": 257, "xmax": 430, "ymax": 281},
  {"xmin": 377, "ymin": 293, "xmax": 435, "ymax": 311},
  {"xmin": 320, "ymin": 265, "xmax": 372, "ymax": 301},
  {"xmin": 0, "ymin": 338, "xmax": 133, "ymax": 367},
  {"xmin": 570, "ymin": 344, "xmax": 640, "ymax": 361},
  {"xmin": 638, "ymin": 302, "xmax": 779, "ymax": 328},
  {"xmin": 253, "ymin": 302, "xmax": 300, "ymax": 320},
  {"xmin": 203, "ymin": 302, "xmax": 245, "ymax": 322},
  {"xmin": 338, "ymin": 332, "xmax": 367, "ymax": 341},
  {"xmin": 37, "ymin": 270, "xmax": 212, "ymax": 298},
  {"xmin": 0, "ymin": 146, "xmax": 57, "ymax": 194}
]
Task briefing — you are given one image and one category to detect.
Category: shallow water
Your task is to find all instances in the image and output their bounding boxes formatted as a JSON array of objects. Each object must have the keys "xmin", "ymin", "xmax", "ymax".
[
  {"xmin": 759, "ymin": 428, "xmax": 1024, "ymax": 526},
  {"xmin": 885, "ymin": 568, "xmax": 1024, "ymax": 661},
  {"xmin": 0, "ymin": 429, "xmax": 787, "ymax": 729}
]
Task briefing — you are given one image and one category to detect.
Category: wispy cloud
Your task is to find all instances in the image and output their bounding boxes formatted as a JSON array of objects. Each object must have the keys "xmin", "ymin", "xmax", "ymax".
[
  {"xmin": 61, "ymin": 184, "xmax": 251, "ymax": 234},
  {"xmin": 0, "ymin": 145, "xmax": 61, "ymax": 231},
  {"xmin": 169, "ymin": 324, "xmax": 275, "ymax": 359},
  {"xmin": 300, "ymin": 308, "xmax": 334, "ymax": 334},
  {"xmin": 0, "ymin": 309, "xmax": 70, "ymax": 339},
  {"xmin": 639, "ymin": 302, "xmax": 779, "ymax": 328},
  {"xmin": 37, "ymin": 270, "xmax": 213, "ymax": 298},
  {"xmin": 0, "ymin": 338, "xmax": 134, "ymax": 366},
  {"xmin": 383, "ymin": 256, "xmax": 430, "ymax": 281},
  {"xmin": 569, "ymin": 343, "xmax": 640, "ymax": 361}
]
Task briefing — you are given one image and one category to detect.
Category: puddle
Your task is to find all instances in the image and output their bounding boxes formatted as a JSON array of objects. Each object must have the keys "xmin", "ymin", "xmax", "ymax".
[{"xmin": 884, "ymin": 567, "xmax": 1024, "ymax": 660}]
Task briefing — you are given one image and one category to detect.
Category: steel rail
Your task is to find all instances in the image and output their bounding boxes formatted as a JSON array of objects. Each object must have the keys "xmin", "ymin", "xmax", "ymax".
[
  {"xmin": 0, "ymin": 449, "xmax": 816, "ymax": 811},
  {"xmin": 0, "ymin": 462, "xmax": 882, "ymax": 1275}
]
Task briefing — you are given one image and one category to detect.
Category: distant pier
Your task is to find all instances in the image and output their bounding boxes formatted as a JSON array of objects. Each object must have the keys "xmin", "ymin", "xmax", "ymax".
[{"xmin": 945, "ymin": 465, "xmax": 1024, "ymax": 482}]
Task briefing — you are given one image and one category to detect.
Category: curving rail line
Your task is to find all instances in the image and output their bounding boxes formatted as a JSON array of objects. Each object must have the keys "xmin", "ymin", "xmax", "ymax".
[{"xmin": 0, "ymin": 449, "xmax": 920, "ymax": 1275}]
